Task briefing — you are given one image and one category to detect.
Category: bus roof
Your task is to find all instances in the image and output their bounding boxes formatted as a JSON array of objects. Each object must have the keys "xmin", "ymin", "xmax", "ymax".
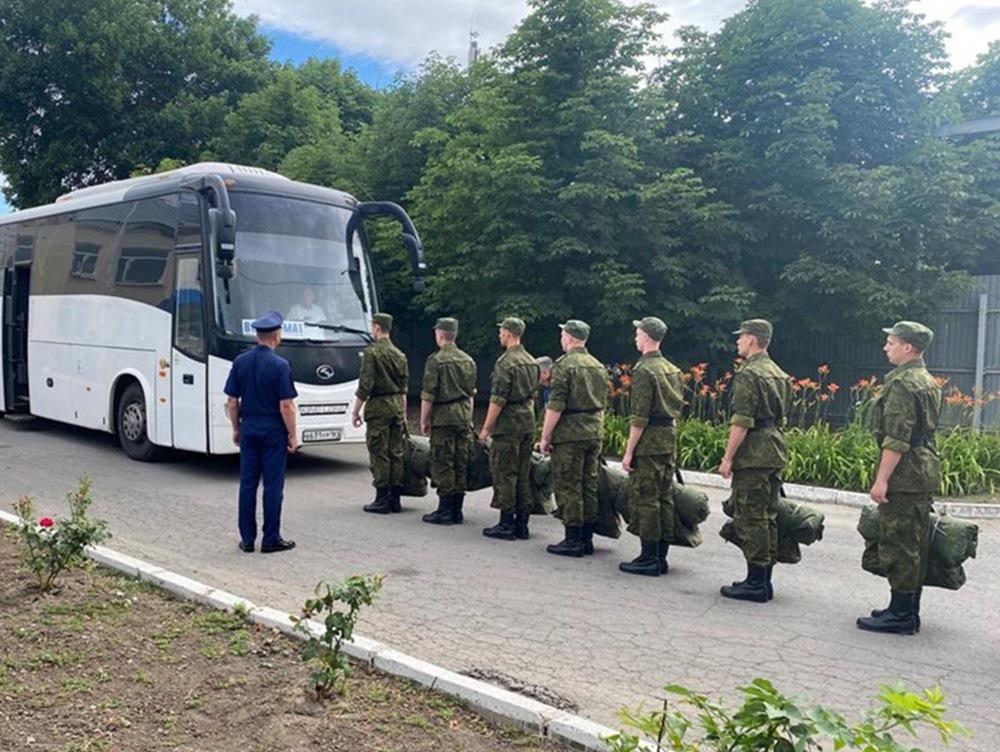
[{"xmin": 0, "ymin": 162, "xmax": 359, "ymax": 226}]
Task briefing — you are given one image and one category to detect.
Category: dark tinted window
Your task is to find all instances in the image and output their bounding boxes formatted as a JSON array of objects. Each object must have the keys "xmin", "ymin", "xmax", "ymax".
[
  {"xmin": 31, "ymin": 215, "xmax": 75, "ymax": 295},
  {"xmin": 74, "ymin": 203, "xmax": 129, "ymax": 290},
  {"xmin": 113, "ymin": 196, "xmax": 177, "ymax": 305},
  {"xmin": 177, "ymin": 192, "xmax": 202, "ymax": 247}
]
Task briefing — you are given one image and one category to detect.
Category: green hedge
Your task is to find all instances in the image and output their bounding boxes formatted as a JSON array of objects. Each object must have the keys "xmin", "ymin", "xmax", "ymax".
[{"xmin": 603, "ymin": 418, "xmax": 1000, "ymax": 497}]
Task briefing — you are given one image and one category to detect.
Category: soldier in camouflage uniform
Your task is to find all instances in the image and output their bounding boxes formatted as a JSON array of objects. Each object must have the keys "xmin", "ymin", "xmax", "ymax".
[
  {"xmin": 420, "ymin": 317, "xmax": 477, "ymax": 526},
  {"xmin": 478, "ymin": 317, "xmax": 540, "ymax": 541},
  {"xmin": 540, "ymin": 320, "xmax": 609, "ymax": 558},
  {"xmin": 718, "ymin": 319, "xmax": 790, "ymax": 602},
  {"xmin": 857, "ymin": 321, "xmax": 941, "ymax": 636},
  {"xmin": 620, "ymin": 317, "xmax": 684, "ymax": 577},
  {"xmin": 353, "ymin": 312, "xmax": 410, "ymax": 515}
]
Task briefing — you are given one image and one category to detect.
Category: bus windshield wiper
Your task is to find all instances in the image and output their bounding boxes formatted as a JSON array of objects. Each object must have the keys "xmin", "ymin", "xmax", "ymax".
[{"xmin": 307, "ymin": 323, "xmax": 374, "ymax": 341}]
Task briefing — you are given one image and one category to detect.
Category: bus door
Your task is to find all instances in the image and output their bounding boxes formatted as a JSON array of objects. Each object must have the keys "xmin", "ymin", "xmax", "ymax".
[
  {"xmin": 2, "ymin": 265, "xmax": 30, "ymax": 413},
  {"xmin": 171, "ymin": 253, "xmax": 207, "ymax": 452}
]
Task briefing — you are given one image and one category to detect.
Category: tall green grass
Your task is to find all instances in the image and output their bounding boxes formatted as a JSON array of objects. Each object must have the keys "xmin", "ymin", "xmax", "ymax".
[{"xmin": 603, "ymin": 418, "xmax": 1000, "ymax": 497}]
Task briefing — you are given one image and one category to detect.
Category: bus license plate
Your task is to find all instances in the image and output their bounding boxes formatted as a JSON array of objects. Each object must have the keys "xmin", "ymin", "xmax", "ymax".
[{"xmin": 302, "ymin": 428, "xmax": 342, "ymax": 443}]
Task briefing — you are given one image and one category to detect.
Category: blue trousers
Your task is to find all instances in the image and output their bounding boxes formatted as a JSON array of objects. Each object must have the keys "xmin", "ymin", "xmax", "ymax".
[{"xmin": 238, "ymin": 422, "xmax": 288, "ymax": 547}]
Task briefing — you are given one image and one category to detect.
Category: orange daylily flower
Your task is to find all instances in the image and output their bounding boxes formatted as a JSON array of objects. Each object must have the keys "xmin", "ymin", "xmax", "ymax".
[
  {"xmin": 817, "ymin": 364, "xmax": 830, "ymax": 375},
  {"xmin": 827, "ymin": 383, "xmax": 840, "ymax": 394}
]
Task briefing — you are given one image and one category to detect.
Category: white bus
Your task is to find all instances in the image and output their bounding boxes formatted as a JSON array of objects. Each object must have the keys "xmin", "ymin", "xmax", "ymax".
[{"xmin": 0, "ymin": 163, "xmax": 426, "ymax": 460}]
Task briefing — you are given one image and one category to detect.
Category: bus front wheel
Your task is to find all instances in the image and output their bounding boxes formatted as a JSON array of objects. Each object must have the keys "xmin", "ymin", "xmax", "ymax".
[{"xmin": 116, "ymin": 383, "xmax": 165, "ymax": 462}]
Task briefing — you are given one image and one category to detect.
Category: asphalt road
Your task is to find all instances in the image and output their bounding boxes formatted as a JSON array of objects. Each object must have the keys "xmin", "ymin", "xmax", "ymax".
[{"xmin": 1, "ymin": 417, "xmax": 997, "ymax": 750}]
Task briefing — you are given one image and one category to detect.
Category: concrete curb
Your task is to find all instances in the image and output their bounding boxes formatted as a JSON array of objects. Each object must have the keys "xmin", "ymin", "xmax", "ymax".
[
  {"xmin": 678, "ymin": 469, "xmax": 1000, "ymax": 519},
  {"xmin": 0, "ymin": 509, "xmax": 618, "ymax": 751}
]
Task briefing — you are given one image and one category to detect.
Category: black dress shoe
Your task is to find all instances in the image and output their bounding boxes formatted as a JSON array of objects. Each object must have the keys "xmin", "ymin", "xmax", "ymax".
[
  {"xmin": 238, "ymin": 541, "xmax": 254, "ymax": 553},
  {"xmin": 260, "ymin": 539, "xmax": 296, "ymax": 553}
]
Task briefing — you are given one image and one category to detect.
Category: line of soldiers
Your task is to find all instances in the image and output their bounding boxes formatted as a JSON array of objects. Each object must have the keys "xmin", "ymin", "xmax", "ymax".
[{"xmin": 351, "ymin": 313, "xmax": 942, "ymax": 636}]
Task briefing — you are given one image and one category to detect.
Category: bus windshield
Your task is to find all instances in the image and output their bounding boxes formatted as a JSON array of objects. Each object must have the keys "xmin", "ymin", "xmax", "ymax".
[{"xmin": 216, "ymin": 193, "xmax": 374, "ymax": 342}]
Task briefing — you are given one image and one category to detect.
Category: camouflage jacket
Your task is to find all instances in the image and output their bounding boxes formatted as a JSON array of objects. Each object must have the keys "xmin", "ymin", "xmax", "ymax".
[
  {"xmin": 489, "ymin": 345, "xmax": 540, "ymax": 436},
  {"xmin": 356, "ymin": 338, "xmax": 408, "ymax": 420},
  {"xmin": 873, "ymin": 358, "xmax": 942, "ymax": 494},
  {"xmin": 629, "ymin": 351, "xmax": 683, "ymax": 457},
  {"xmin": 421, "ymin": 344, "xmax": 477, "ymax": 428},
  {"xmin": 549, "ymin": 347, "xmax": 608, "ymax": 444},
  {"xmin": 730, "ymin": 352, "xmax": 790, "ymax": 471}
]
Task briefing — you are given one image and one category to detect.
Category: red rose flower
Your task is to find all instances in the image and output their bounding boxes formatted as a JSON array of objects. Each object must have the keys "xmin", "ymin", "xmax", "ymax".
[{"xmin": 39, "ymin": 517, "xmax": 54, "ymax": 528}]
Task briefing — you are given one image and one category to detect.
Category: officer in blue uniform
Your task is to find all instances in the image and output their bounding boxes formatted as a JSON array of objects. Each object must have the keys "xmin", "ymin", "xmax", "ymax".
[{"xmin": 224, "ymin": 311, "xmax": 299, "ymax": 553}]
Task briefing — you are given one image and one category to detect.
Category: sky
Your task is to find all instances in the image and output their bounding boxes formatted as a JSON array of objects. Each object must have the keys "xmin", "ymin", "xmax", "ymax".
[{"xmin": 2, "ymin": 0, "xmax": 998, "ymax": 216}]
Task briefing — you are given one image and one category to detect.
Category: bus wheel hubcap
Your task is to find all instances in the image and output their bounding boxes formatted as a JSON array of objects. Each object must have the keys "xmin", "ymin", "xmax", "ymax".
[{"xmin": 122, "ymin": 402, "xmax": 145, "ymax": 442}]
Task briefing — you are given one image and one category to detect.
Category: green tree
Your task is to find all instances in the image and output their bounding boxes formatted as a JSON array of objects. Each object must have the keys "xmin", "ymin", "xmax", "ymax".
[
  {"xmin": 211, "ymin": 66, "xmax": 344, "ymax": 171},
  {"xmin": 409, "ymin": 0, "xmax": 746, "ymax": 360},
  {"xmin": 657, "ymin": 0, "xmax": 982, "ymax": 348},
  {"xmin": 295, "ymin": 57, "xmax": 376, "ymax": 135},
  {"xmin": 0, "ymin": 0, "xmax": 271, "ymax": 207}
]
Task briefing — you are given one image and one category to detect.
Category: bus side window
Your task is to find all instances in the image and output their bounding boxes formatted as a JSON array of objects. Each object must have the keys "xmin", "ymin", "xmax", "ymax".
[
  {"xmin": 174, "ymin": 256, "xmax": 205, "ymax": 360},
  {"xmin": 176, "ymin": 192, "xmax": 202, "ymax": 248}
]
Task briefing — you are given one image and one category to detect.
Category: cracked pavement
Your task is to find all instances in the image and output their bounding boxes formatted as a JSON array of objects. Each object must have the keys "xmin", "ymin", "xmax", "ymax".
[{"xmin": 1, "ymin": 419, "xmax": 996, "ymax": 750}]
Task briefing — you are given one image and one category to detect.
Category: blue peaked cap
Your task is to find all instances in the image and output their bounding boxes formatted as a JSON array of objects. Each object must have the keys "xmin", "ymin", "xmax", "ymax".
[{"xmin": 252, "ymin": 310, "xmax": 283, "ymax": 332}]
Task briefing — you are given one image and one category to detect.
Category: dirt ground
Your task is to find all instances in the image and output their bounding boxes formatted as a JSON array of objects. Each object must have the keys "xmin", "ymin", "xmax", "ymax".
[{"xmin": 0, "ymin": 532, "xmax": 563, "ymax": 752}]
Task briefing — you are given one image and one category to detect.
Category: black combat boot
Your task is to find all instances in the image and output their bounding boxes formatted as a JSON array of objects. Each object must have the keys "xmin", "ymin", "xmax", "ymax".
[
  {"xmin": 515, "ymin": 510, "xmax": 530, "ymax": 540},
  {"xmin": 547, "ymin": 526, "xmax": 586, "ymax": 557},
  {"xmin": 720, "ymin": 564, "xmax": 770, "ymax": 602},
  {"xmin": 618, "ymin": 540, "xmax": 660, "ymax": 576},
  {"xmin": 869, "ymin": 587, "xmax": 922, "ymax": 632},
  {"xmin": 581, "ymin": 522, "xmax": 595, "ymax": 555},
  {"xmin": 765, "ymin": 565, "xmax": 774, "ymax": 601},
  {"xmin": 858, "ymin": 590, "xmax": 917, "ymax": 635},
  {"xmin": 451, "ymin": 493, "xmax": 465, "ymax": 524},
  {"xmin": 658, "ymin": 541, "xmax": 670, "ymax": 574},
  {"xmin": 363, "ymin": 486, "xmax": 394, "ymax": 514},
  {"xmin": 390, "ymin": 486, "xmax": 403, "ymax": 513},
  {"xmin": 422, "ymin": 494, "xmax": 454, "ymax": 525},
  {"xmin": 483, "ymin": 511, "xmax": 517, "ymax": 540}
]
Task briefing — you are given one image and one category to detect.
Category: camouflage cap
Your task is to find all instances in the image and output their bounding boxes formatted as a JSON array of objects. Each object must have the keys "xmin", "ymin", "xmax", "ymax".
[
  {"xmin": 882, "ymin": 320, "xmax": 933, "ymax": 351},
  {"xmin": 559, "ymin": 319, "xmax": 591, "ymax": 340},
  {"xmin": 433, "ymin": 317, "xmax": 459, "ymax": 334},
  {"xmin": 372, "ymin": 312, "xmax": 393, "ymax": 331},
  {"xmin": 733, "ymin": 319, "xmax": 773, "ymax": 340},
  {"xmin": 632, "ymin": 316, "xmax": 668, "ymax": 341},
  {"xmin": 498, "ymin": 316, "xmax": 526, "ymax": 336}
]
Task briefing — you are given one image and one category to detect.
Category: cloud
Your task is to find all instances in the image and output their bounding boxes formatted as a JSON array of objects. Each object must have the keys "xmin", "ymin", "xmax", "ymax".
[{"xmin": 235, "ymin": 0, "xmax": 995, "ymax": 72}]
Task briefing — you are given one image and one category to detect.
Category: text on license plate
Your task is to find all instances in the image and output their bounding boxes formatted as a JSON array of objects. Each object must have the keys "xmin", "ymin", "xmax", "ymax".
[{"xmin": 302, "ymin": 428, "xmax": 343, "ymax": 443}]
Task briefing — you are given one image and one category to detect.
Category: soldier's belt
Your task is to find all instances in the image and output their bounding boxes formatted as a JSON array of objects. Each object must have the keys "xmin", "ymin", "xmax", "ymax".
[
  {"xmin": 563, "ymin": 407, "xmax": 603, "ymax": 415},
  {"xmin": 371, "ymin": 391, "xmax": 403, "ymax": 397},
  {"xmin": 749, "ymin": 417, "xmax": 777, "ymax": 430},
  {"xmin": 433, "ymin": 395, "xmax": 470, "ymax": 406},
  {"xmin": 910, "ymin": 434, "xmax": 933, "ymax": 448},
  {"xmin": 647, "ymin": 415, "xmax": 675, "ymax": 427}
]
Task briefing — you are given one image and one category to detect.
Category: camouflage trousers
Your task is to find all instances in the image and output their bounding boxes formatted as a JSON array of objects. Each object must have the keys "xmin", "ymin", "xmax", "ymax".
[
  {"xmin": 490, "ymin": 433, "xmax": 533, "ymax": 514},
  {"xmin": 366, "ymin": 414, "xmax": 404, "ymax": 488},
  {"xmin": 878, "ymin": 492, "xmax": 932, "ymax": 593},
  {"xmin": 551, "ymin": 439, "xmax": 601, "ymax": 527},
  {"xmin": 730, "ymin": 469, "xmax": 780, "ymax": 567},
  {"xmin": 430, "ymin": 425, "xmax": 473, "ymax": 495},
  {"xmin": 626, "ymin": 454, "xmax": 674, "ymax": 543}
]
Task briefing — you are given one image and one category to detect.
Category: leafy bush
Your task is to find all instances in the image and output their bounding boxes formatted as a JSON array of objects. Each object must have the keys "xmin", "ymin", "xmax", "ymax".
[
  {"xmin": 292, "ymin": 575, "xmax": 383, "ymax": 699},
  {"xmin": 605, "ymin": 679, "xmax": 969, "ymax": 752},
  {"xmin": 605, "ymin": 418, "xmax": 1000, "ymax": 496},
  {"xmin": 11, "ymin": 476, "xmax": 110, "ymax": 593}
]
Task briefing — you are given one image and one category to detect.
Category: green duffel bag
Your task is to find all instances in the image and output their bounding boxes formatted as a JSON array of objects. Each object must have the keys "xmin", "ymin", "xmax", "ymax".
[
  {"xmin": 857, "ymin": 505, "xmax": 976, "ymax": 590},
  {"xmin": 720, "ymin": 495, "xmax": 822, "ymax": 564},
  {"xmin": 601, "ymin": 462, "xmax": 710, "ymax": 529},
  {"xmin": 466, "ymin": 436, "xmax": 493, "ymax": 492},
  {"xmin": 776, "ymin": 498, "xmax": 825, "ymax": 545},
  {"xmin": 719, "ymin": 520, "xmax": 803, "ymax": 564},
  {"xmin": 409, "ymin": 435, "xmax": 431, "ymax": 479},
  {"xmin": 529, "ymin": 452, "xmax": 557, "ymax": 515},
  {"xmin": 401, "ymin": 437, "xmax": 429, "ymax": 497},
  {"xmin": 857, "ymin": 505, "xmax": 979, "ymax": 567}
]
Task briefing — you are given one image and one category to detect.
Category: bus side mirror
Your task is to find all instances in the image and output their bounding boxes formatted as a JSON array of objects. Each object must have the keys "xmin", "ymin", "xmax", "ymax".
[
  {"xmin": 209, "ymin": 207, "xmax": 236, "ymax": 265},
  {"xmin": 402, "ymin": 234, "xmax": 426, "ymax": 292}
]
